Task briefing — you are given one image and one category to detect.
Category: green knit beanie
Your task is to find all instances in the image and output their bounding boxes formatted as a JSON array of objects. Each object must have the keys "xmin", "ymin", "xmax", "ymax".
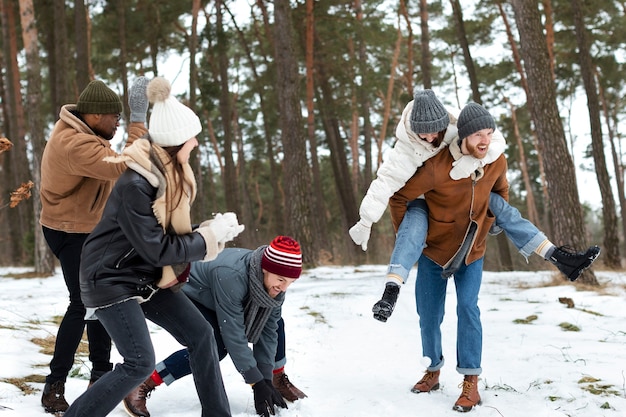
[{"xmin": 76, "ymin": 80, "xmax": 123, "ymax": 114}]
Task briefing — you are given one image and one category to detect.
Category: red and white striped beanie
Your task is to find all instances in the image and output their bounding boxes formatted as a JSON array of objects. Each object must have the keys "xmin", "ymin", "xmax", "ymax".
[{"xmin": 261, "ymin": 236, "xmax": 302, "ymax": 278}]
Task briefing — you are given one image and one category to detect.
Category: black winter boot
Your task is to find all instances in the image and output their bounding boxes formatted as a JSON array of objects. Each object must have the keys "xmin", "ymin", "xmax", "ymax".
[
  {"xmin": 372, "ymin": 282, "xmax": 400, "ymax": 322},
  {"xmin": 41, "ymin": 380, "xmax": 69, "ymax": 414},
  {"xmin": 549, "ymin": 245, "xmax": 601, "ymax": 281}
]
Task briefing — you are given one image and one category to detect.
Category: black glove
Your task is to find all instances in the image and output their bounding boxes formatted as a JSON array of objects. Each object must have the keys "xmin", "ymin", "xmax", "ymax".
[{"xmin": 252, "ymin": 379, "xmax": 287, "ymax": 417}]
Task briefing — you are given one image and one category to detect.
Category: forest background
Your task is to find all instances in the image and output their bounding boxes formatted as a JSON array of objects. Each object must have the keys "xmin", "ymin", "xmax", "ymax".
[{"xmin": 0, "ymin": 0, "xmax": 624, "ymax": 287}]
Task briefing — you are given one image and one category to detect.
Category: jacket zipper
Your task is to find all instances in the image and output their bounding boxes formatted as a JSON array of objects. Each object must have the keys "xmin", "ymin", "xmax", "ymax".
[{"xmin": 115, "ymin": 248, "xmax": 135, "ymax": 269}]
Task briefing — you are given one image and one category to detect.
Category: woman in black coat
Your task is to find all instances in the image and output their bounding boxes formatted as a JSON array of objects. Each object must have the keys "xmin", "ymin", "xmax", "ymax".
[{"xmin": 64, "ymin": 77, "xmax": 243, "ymax": 417}]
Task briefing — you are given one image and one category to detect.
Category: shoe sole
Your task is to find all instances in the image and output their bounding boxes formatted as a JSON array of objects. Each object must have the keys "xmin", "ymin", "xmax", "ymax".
[
  {"xmin": 123, "ymin": 400, "xmax": 148, "ymax": 417},
  {"xmin": 43, "ymin": 405, "xmax": 68, "ymax": 415},
  {"xmin": 372, "ymin": 302, "xmax": 394, "ymax": 322},
  {"xmin": 411, "ymin": 382, "xmax": 440, "ymax": 393},
  {"xmin": 569, "ymin": 246, "xmax": 601, "ymax": 281},
  {"xmin": 452, "ymin": 399, "xmax": 482, "ymax": 412}
]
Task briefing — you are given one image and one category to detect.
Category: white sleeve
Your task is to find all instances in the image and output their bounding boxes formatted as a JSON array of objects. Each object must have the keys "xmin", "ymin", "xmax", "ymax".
[{"xmin": 358, "ymin": 140, "xmax": 424, "ymax": 224}]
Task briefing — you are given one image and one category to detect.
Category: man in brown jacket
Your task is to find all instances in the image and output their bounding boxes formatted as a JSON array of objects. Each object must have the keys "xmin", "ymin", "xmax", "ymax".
[
  {"xmin": 389, "ymin": 102, "xmax": 506, "ymax": 413},
  {"xmin": 39, "ymin": 78, "xmax": 149, "ymax": 414}
]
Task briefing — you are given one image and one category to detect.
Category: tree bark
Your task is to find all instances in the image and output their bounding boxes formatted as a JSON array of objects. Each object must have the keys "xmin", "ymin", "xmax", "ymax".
[
  {"xmin": 216, "ymin": 0, "xmax": 239, "ymax": 214},
  {"xmin": 273, "ymin": 0, "xmax": 319, "ymax": 265},
  {"xmin": 1, "ymin": 0, "xmax": 33, "ymax": 264},
  {"xmin": 510, "ymin": 0, "xmax": 598, "ymax": 284},
  {"xmin": 19, "ymin": 0, "xmax": 55, "ymax": 273},
  {"xmin": 570, "ymin": 0, "xmax": 620, "ymax": 269}
]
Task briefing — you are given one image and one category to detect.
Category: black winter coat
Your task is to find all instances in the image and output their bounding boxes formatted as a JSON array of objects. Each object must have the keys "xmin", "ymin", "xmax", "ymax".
[{"xmin": 79, "ymin": 169, "xmax": 208, "ymax": 308}]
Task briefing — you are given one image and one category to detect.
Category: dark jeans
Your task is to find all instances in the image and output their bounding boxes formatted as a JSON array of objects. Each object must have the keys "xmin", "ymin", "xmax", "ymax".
[
  {"xmin": 42, "ymin": 226, "xmax": 112, "ymax": 383},
  {"xmin": 158, "ymin": 300, "xmax": 287, "ymax": 384},
  {"xmin": 64, "ymin": 289, "xmax": 230, "ymax": 417}
]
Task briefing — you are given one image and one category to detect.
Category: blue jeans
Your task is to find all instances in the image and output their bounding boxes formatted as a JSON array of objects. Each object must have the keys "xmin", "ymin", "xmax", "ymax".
[
  {"xmin": 156, "ymin": 300, "xmax": 288, "ymax": 385},
  {"xmin": 388, "ymin": 193, "xmax": 546, "ymax": 282},
  {"xmin": 388, "ymin": 199, "xmax": 428, "ymax": 281},
  {"xmin": 415, "ymin": 255, "xmax": 483, "ymax": 375},
  {"xmin": 489, "ymin": 193, "xmax": 546, "ymax": 259},
  {"xmin": 64, "ymin": 289, "xmax": 230, "ymax": 417}
]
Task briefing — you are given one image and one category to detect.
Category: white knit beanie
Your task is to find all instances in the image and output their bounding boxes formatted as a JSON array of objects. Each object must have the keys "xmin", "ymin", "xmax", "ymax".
[{"xmin": 147, "ymin": 77, "xmax": 202, "ymax": 147}]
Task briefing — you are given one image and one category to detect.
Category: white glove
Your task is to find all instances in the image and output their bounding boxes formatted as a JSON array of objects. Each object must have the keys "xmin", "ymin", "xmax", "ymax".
[
  {"xmin": 450, "ymin": 156, "xmax": 482, "ymax": 180},
  {"xmin": 349, "ymin": 219, "xmax": 372, "ymax": 251},
  {"xmin": 201, "ymin": 212, "xmax": 245, "ymax": 244}
]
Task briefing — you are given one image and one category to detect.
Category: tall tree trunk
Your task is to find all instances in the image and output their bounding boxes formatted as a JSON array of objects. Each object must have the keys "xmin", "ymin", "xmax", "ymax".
[
  {"xmin": 377, "ymin": 26, "xmax": 402, "ymax": 166},
  {"xmin": 541, "ymin": 0, "xmax": 556, "ymax": 80},
  {"xmin": 305, "ymin": 0, "xmax": 328, "ymax": 248},
  {"xmin": 216, "ymin": 0, "xmax": 239, "ymax": 214},
  {"xmin": 74, "ymin": 0, "xmax": 90, "ymax": 91},
  {"xmin": 419, "ymin": 0, "xmax": 431, "ymax": 89},
  {"xmin": 116, "ymin": 0, "xmax": 128, "ymax": 122},
  {"xmin": 399, "ymin": 0, "xmax": 414, "ymax": 94},
  {"xmin": 449, "ymin": 0, "xmax": 480, "ymax": 102},
  {"xmin": 314, "ymin": 59, "xmax": 359, "ymax": 233},
  {"xmin": 52, "ymin": 0, "xmax": 72, "ymax": 112},
  {"xmin": 598, "ymin": 83, "xmax": 626, "ymax": 257},
  {"xmin": 19, "ymin": 0, "xmax": 55, "ymax": 273},
  {"xmin": 496, "ymin": 0, "xmax": 544, "ymax": 230},
  {"xmin": 190, "ymin": 0, "xmax": 204, "ymax": 225},
  {"xmin": 273, "ymin": 0, "xmax": 319, "ymax": 265},
  {"xmin": 226, "ymin": 4, "xmax": 285, "ymax": 233},
  {"xmin": 510, "ymin": 0, "xmax": 598, "ymax": 285},
  {"xmin": 570, "ymin": 0, "xmax": 620, "ymax": 269},
  {"xmin": 505, "ymin": 98, "xmax": 539, "ymax": 225},
  {"xmin": 1, "ymin": 0, "xmax": 32, "ymax": 264}
]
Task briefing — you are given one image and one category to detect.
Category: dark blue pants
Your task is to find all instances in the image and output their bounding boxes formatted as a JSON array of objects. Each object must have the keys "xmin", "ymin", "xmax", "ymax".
[{"xmin": 157, "ymin": 299, "xmax": 287, "ymax": 383}]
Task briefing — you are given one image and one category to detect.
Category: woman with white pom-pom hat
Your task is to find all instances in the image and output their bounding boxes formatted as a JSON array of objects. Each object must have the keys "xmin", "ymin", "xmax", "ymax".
[{"xmin": 64, "ymin": 77, "xmax": 242, "ymax": 417}]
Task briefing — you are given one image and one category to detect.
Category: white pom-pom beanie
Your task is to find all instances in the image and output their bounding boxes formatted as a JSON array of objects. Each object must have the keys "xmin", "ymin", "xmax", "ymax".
[{"xmin": 147, "ymin": 77, "xmax": 202, "ymax": 147}]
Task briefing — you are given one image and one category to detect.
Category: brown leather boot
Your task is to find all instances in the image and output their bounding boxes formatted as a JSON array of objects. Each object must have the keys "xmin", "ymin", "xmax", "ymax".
[
  {"xmin": 272, "ymin": 371, "xmax": 307, "ymax": 402},
  {"xmin": 411, "ymin": 370, "xmax": 440, "ymax": 393},
  {"xmin": 453, "ymin": 375, "xmax": 482, "ymax": 412},
  {"xmin": 41, "ymin": 380, "xmax": 69, "ymax": 413},
  {"xmin": 123, "ymin": 378, "xmax": 157, "ymax": 417}
]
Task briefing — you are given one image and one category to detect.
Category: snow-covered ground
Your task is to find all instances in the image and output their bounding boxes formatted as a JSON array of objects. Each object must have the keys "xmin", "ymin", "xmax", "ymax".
[{"xmin": 1, "ymin": 265, "xmax": 625, "ymax": 416}]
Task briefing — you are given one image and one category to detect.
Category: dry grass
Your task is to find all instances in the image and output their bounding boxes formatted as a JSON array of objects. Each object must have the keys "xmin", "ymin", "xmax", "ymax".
[
  {"xmin": 31, "ymin": 333, "xmax": 89, "ymax": 357},
  {"xmin": 0, "ymin": 375, "xmax": 43, "ymax": 395}
]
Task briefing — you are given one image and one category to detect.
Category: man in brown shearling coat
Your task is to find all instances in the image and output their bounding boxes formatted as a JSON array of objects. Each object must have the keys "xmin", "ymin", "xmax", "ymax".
[
  {"xmin": 39, "ymin": 78, "xmax": 149, "ymax": 414},
  {"xmin": 389, "ymin": 103, "xmax": 506, "ymax": 413}
]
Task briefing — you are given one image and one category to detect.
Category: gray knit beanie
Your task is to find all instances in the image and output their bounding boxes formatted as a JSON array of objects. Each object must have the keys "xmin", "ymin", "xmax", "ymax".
[
  {"xmin": 457, "ymin": 102, "xmax": 495, "ymax": 140},
  {"xmin": 76, "ymin": 80, "xmax": 123, "ymax": 114},
  {"xmin": 410, "ymin": 90, "xmax": 450, "ymax": 134}
]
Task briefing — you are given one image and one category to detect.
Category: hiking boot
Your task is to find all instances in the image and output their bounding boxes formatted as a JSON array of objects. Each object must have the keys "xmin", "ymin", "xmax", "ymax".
[
  {"xmin": 123, "ymin": 378, "xmax": 157, "ymax": 417},
  {"xmin": 453, "ymin": 375, "xmax": 482, "ymax": 412},
  {"xmin": 549, "ymin": 245, "xmax": 601, "ymax": 281},
  {"xmin": 41, "ymin": 380, "xmax": 69, "ymax": 414},
  {"xmin": 372, "ymin": 282, "xmax": 400, "ymax": 322},
  {"xmin": 411, "ymin": 370, "xmax": 440, "ymax": 393},
  {"xmin": 272, "ymin": 371, "xmax": 307, "ymax": 402}
]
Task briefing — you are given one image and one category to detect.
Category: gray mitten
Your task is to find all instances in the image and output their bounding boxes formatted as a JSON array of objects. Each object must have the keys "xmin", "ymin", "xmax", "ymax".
[{"xmin": 129, "ymin": 76, "xmax": 149, "ymax": 123}]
